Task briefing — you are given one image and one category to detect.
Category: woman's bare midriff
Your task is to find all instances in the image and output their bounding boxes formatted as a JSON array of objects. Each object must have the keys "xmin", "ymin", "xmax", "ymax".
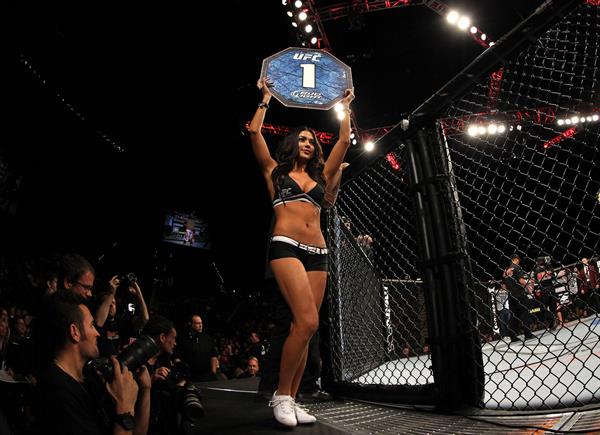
[{"xmin": 272, "ymin": 202, "xmax": 326, "ymax": 247}]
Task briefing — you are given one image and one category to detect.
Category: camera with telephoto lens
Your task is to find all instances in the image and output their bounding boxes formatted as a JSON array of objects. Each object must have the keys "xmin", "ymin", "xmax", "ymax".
[
  {"xmin": 181, "ymin": 384, "xmax": 204, "ymax": 421},
  {"xmin": 165, "ymin": 361, "xmax": 204, "ymax": 421},
  {"xmin": 85, "ymin": 335, "xmax": 159, "ymax": 382},
  {"xmin": 120, "ymin": 272, "xmax": 138, "ymax": 286},
  {"xmin": 168, "ymin": 360, "xmax": 191, "ymax": 385}
]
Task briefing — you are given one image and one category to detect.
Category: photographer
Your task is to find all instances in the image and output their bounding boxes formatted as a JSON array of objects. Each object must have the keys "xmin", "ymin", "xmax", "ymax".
[
  {"xmin": 141, "ymin": 315, "xmax": 181, "ymax": 434},
  {"xmin": 142, "ymin": 316, "xmax": 205, "ymax": 434},
  {"xmin": 96, "ymin": 274, "xmax": 149, "ymax": 356},
  {"xmin": 36, "ymin": 290, "xmax": 150, "ymax": 435}
]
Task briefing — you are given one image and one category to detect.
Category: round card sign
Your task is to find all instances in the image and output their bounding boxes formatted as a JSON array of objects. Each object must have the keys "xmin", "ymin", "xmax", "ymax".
[{"xmin": 260, "ymin": 47, "xmax": 353, "ymax": 110}]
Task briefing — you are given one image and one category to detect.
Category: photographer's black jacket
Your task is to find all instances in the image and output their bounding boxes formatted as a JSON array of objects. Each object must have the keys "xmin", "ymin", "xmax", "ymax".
[{"xmin": 36, "ymin": 363, "xmax": 110, "ymax": 435}]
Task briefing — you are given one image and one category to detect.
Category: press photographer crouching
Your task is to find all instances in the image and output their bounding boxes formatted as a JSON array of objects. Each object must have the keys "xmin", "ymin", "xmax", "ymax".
[
  {"xmin": 141, "ymin": 315, "xmax": 204, "ymax": 435},
  {"xmin": 35, "ymin": 290, "xmax": 152, "ymax": 435}
]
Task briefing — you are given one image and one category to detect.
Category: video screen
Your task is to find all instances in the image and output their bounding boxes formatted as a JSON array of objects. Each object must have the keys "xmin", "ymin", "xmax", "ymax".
[{"xmin": 162, "ymin": 211, "xmax": 210, "ymax": 250}]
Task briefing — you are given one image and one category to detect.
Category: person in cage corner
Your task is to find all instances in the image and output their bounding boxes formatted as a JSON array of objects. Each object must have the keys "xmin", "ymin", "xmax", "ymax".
[
  {"xmin": 503, "ymin": 254, "xmax": 536, "ymax": 343},
  {"xmin": 248, "ymin": 76, "xmax": 354, "ymax": 427}
]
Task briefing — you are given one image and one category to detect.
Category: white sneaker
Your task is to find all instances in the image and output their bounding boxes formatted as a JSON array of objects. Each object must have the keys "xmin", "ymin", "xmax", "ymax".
[
  {"xmin": 294, "ymin": 402, "xmax": 317, "ymax": 424},
  {"xmin": 269, "ymin": 392, "xmax": 297, "ymax": 427}
]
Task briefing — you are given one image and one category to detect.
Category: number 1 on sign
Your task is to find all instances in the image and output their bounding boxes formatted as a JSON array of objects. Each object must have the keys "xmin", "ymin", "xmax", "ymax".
[{"xmin": 300, "ymin": 64, "xmax": 316, "ymax": 88}]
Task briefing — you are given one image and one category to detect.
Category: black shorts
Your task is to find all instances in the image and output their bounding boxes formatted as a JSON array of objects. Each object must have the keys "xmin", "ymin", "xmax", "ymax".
[{"xmin": 268, "ymin": 236, "xmax": 329, "ymax": 272}]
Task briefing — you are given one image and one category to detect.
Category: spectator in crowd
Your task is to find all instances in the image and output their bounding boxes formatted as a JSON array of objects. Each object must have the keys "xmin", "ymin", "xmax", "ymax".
[
  {"xmin": 357, "ymin": 233, "xmax": 374, "ymax": 261},
  {"xmin": 43, "ymin": 270, "xmax": 58, "ymax": 296},
  {"xmin": 236, "ymin": 356, "xmax": 260, "ymax": 379},
  {"xmin": 6, "ymin": 316, "xmax": 32, "ymax": 376},
  {"xmin": 176, "ymin": 314, "xmax": 218, "ymax": 382},
  {"xmin": 245, "ymin": 331, "xmax": 266, "ymax": 366},
  {"xmin": 340, "ymin": 216, "xmax": 374, "ymax": 261},
  {"xmin": 36, "ymin": 290, "xmax": 150, "ymax": 435},
  {"xmin": 39, "ymin": 255, "xmax": 60, "ymax": 296}
]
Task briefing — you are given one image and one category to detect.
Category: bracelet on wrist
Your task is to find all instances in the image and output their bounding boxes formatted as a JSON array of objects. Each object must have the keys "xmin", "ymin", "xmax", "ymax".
[{"xmin": 258, "ymin": 102, "xmax": 269, "ymax": 109}]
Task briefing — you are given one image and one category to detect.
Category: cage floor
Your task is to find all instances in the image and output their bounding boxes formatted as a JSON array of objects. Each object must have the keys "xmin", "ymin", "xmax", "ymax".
[
  {"xmin": 193, "ymin": 378, "xmax": 600, "ymax": 434},
  {"xmin": 357, "ymin": 314, "xmax": 600, "ymax": 409}
]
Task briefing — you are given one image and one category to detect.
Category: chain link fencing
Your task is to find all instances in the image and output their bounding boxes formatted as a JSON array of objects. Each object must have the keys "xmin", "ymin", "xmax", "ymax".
[
  {"xmin": 326, "ymin": 146, "xmax": 434, "ymax": 390},
  {"xmin": 325, "ymin": 1, "xmax": 600, "ymax": 411},
  {"xmin": 438, "ymin": 1, "xmax": 600, "ymax": 409}
]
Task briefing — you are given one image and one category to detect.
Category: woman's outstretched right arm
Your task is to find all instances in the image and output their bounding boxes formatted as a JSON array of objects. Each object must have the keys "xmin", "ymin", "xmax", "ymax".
[{"xmin": 248, "ymin": 78, "xmax": 277, "ymax": 178}]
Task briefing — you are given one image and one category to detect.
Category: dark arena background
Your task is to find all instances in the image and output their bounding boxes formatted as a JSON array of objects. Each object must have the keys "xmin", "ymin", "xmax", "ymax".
[{"xmin": 2, "ymin": 1, "xmax": 600, "ymax": 434}]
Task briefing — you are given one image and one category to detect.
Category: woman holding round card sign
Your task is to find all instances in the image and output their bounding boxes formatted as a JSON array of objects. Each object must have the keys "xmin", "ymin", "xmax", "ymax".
[{"xmin": 249, "ymin": 77, "xmax": 354, "ymax": 427}]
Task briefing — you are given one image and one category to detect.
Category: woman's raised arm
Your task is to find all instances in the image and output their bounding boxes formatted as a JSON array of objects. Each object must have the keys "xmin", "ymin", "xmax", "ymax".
[
  {"xmin": 324, "ymin": 89, "xmax": 355, "ymax": 181},
  {"xmin": 248, "ymin": 77, "xmax": 277, "ymax": 178}
]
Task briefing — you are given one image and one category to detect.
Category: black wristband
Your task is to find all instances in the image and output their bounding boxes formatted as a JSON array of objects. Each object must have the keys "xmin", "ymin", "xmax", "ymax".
[{"xmin": 258, "ymin": 102, "xmax": 269, "ymax": 109}]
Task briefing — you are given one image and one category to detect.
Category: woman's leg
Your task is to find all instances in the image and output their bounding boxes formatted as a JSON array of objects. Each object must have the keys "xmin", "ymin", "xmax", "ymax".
[
  {"xmin": 270, "ymin": 258, "xmax": 319, "ymax": 396},
  {"xmin": 290, "ymin": 270, "xmax": 327, "ymax": 398},
  {"xmin": 289, "ymin": 344, "xmax": 309, "ymax": 398}
]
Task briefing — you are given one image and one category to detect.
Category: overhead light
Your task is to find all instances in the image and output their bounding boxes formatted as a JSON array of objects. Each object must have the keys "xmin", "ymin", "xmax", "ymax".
[
  {"xmin": 287, "ymin": 11, "xmax": 293, "ymax": 17},
  {"xmin": 294, "ymin": 0, "xmax": 303, "ymax": 8},
  {"xmin": 310, "ymin": 36, "xmax": 318, "ymax": 44},
  {"xmin": 467, "ymin": 122, "xmax": 508, "ymax": 137},
  {"xmin": 556, "ymin": 112, "xmax": 600, "ymax": 127},
  {"xmin": 365, "ymin": 141, "xmax": 375, "ymax": 152},
  {"xmin": 291, "ymin": 21, "xmax": 298, "ymax": 27},
  {"xmin": 298, "ymin": 11, "xmax": 307, "ymax": 21},
  {"xmin": 470, "ymin": 26, "xmax": 477, "ymax": 34},
  {"xmin": 304, "ymin": 24, "xmax": 313, "ymax": 33},
  {"xmin": 457, "ymin": 16, "xmax": 471, "ymax": 30},
  {"xmin": 446, "ymin": 11, "xmax": 459, "ymax": 24},
  {"xmin": 481, "ymin": 33, "xmax": 487, "ymax": 41}
]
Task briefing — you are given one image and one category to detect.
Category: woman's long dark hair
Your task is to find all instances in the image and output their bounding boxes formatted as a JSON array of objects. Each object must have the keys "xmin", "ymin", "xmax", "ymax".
[{"xmin": 271, "ymin": 126, "xmax": 325, "ymax": 193}]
